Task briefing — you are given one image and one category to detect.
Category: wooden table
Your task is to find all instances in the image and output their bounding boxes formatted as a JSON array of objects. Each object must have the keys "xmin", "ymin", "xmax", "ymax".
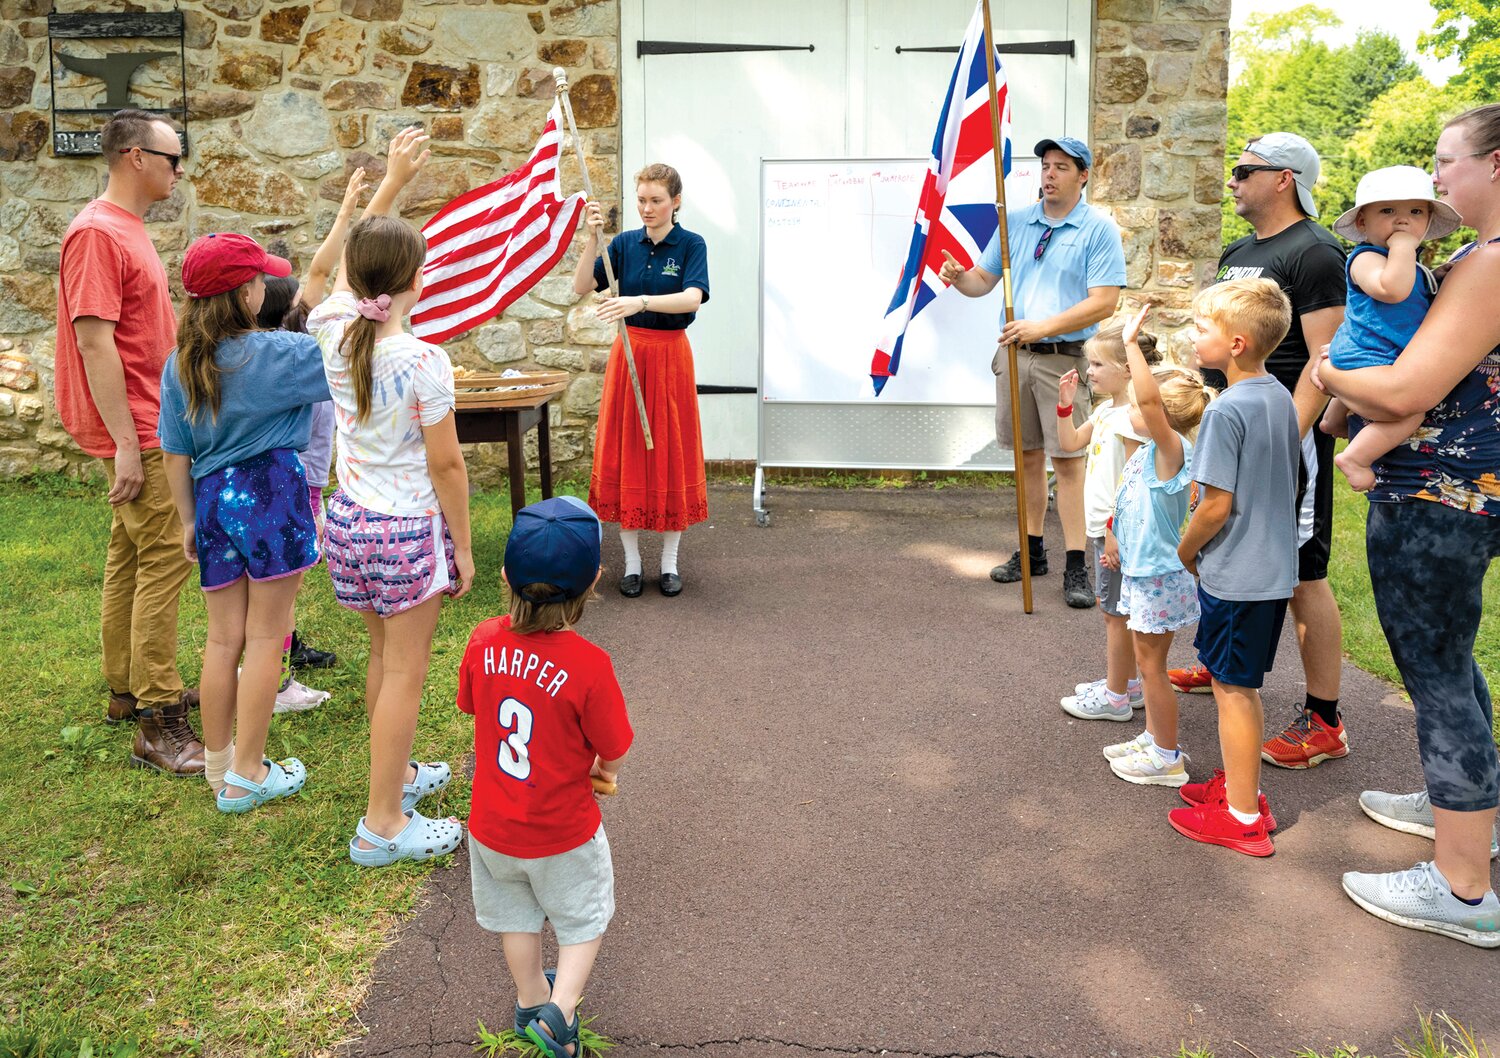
[{"xmin": 454, "ymin": 391, "xmax": 556, "ymax": 517}]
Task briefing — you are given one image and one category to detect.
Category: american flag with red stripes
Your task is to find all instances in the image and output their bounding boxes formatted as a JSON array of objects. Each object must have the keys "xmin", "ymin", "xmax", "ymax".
[
  {"xmin": 870, "ymin": 0, "xmax": 1011, "ymax": 395},
  {"xmin": 411, "ymin": 102, "xmax": 586, "ymax": 344}
]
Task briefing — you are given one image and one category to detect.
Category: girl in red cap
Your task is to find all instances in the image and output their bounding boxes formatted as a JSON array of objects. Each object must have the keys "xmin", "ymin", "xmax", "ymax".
[{"xmin": 158, "ymin": 232, "xmax": 333, "ymax": 811}]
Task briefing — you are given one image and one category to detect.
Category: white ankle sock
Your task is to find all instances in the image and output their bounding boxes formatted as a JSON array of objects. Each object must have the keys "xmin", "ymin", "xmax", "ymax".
[
  {"xmin": 619, "ymin": 529, "xmax": 642, "ymax": 577},
  {"xmin": 1227, "ymin": 803, "xmax": 1260, "ymax": 825},
  {"xmin": 1127, "ymin": 677, "xmax": 1142, "ymax": 693},
  {"xmin": 660, "ymin": 530, "xmax": 682, "ymax": 575},
  {"xmin": 1154, "ymin": 745, "xmax": 1180, "ymax": 764},
  {"xmin": 205, "ymin": 742, "xmax": 235, "ymax": 791},
  {"xmin": 1105, "ymin": 689, "xmax": 1129, "ymax": 707}
]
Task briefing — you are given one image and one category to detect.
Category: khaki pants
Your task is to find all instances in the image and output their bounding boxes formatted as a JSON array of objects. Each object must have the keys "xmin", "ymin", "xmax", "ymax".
[
  {"xmin": 101, "ymin": 447, "xmax": 193, "ymax": 709},
  {"xmin": 992, "ymin": 343, "xmax": 1091, "ymax": 458}
]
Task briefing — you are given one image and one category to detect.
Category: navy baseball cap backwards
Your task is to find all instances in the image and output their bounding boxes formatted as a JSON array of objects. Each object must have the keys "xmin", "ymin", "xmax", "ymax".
[
  {"xmin": 1034, "ymin": 136, "xmax": 1093, "ymax": 169},
  {"xmin": 503, "ymin": 496, "xmax": 602, "ymax": 604}
]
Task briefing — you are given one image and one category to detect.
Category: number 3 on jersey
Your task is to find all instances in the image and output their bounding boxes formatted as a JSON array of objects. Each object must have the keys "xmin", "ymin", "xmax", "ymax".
[{"xmin": 497, "ymin": 696, "xmax": 534, "ymax": 780}]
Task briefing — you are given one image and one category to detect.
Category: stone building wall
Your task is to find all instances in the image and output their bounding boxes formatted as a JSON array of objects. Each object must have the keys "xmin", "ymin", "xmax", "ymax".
[
  {"xmin": 1090, "ymin": 0, "xmax": 1229, "ymax": 360},
  {"xmin": 0, "ymin": 0, "xmax": 621, "ymax": 485}
]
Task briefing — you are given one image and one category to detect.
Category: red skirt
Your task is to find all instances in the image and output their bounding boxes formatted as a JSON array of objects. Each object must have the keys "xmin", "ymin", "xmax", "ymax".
[{"xmin": 589, "ymin": 326, "xmax": 709, "ymax": 532}]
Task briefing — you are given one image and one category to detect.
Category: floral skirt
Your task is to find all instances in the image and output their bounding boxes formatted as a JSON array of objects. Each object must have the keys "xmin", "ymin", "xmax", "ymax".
[{"xmin": 1119, "ymin": 569, "xmax": 1200, "ymax": 635}]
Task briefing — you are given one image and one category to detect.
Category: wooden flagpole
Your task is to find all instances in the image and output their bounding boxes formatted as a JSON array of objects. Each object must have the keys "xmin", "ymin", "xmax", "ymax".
[
  {"xmin": 553, "ymin": 67, "xmax": 654, "ymax": 450},
  {"xmin": 980, "ymin": 0, "xmax": 1031, "ymax": 614}
]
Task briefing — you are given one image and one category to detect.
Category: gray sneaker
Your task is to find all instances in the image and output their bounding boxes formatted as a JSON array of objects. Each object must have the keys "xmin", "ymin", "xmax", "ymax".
[
  {"xmin": 1074, "ymin": 678, "xmax": 1145, "ymax": 709},
  {"xmin": 1061, "ymin": 681, "xmax": 1133, "ymax": 722},
  {"xmin": 1359, "ymin": 789, "xmax": 1499, "ymax": 858},
  {"xmin": 1342, "ymin": 861, "xmax": 1500, "ymax": 948}
]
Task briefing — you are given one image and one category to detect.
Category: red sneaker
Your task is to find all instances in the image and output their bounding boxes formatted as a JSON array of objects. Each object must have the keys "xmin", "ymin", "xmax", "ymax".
[
  {"xmin": 1261, "ymin": 709, "xmax": 1349, "ymax": 769},
  {"xmin": 1168, "ymin": 801, "xmax": 1274, "ymax": 857},
  {"xmin": 1179, "ymin": 769, "xmax": 1277, "ymax": 831},
  {"xmin": 1168, "ymin": 664, "xmax": 1214, "ymax": 693}
]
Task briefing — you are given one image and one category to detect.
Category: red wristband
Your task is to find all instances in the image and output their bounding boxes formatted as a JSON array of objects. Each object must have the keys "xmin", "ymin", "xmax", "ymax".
[{"xmin": 1056, "ymin": 403, "xmax": 1073, "ymax": 417}]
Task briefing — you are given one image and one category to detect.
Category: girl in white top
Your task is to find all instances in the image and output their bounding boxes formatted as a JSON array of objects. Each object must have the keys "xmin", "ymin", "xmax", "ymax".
[
  {"xmin": 1055, "ymin": 322, "xmax": 1155, "ymax": 723},
  {"xmin": 308, "ymin": 128, "xmax": 473, "ymax": 867}
]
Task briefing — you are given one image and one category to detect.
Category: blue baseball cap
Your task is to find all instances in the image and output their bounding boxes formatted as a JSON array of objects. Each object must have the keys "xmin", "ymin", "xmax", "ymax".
[
  {"xmin": 1033, "ymin": 136, "xmax": 1093, "ymax": 169},
  {"xmin": 503, "ymin": 495, "xmax": 602, "ymax": 604}
]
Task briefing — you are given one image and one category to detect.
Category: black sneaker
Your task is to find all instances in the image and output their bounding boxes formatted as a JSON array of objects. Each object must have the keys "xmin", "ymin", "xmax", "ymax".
[
  {"xmin": 289, "ymin": 630, "xmax": 337, "ymax": 670},
  {"xmin": 991, "ymin": 549, "xmax": 1047, "ymax": 582},
  {"xmin": 1063, "ymin": 565, "xmax": 1096, "ymax": 609}
]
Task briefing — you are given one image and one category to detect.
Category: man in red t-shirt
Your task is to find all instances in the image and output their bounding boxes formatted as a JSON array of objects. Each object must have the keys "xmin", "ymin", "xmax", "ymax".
[
  {"xmin": 54, "ymin": 109, "xmax": 202, "ymax": 775},
  {"xmin": 457, "ymin": 496, "xmax": 632, "ymax": 1053}
]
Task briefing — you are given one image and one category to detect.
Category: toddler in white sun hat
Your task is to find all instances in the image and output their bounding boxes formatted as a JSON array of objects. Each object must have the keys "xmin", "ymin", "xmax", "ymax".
[{"xmin": 1320, "ymin": 164, "xmax": 1464, "ymax": 492}]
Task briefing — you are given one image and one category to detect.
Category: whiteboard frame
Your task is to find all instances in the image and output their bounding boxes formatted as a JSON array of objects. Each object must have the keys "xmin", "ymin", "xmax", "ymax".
[{"xmin": 755, "ymin": 156, "xmax": 1016, "ymax": 524}]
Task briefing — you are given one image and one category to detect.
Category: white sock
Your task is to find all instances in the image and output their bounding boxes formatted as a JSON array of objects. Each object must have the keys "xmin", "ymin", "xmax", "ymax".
[
  {"xmin": 660, "ymin": 530, "xmax": 682, "ymax": 575},
  {"xmin": 1227, "ymin": 803, "xmax": 1260, "ymax": 825},
  {"xmin": 1104, "ymin": 689, "xmax": 1129, "ymax": 707},
  {"xmin": 1153, "ymin": 745, "xmax": 1180, "ymax": 764},
  {"xmin": 205, "ymin": 742, "xmax": 235, "ymax": 792},
  {"xmin": 1139, "ymin": 729, "xmax": 1155, "ymax": 747},
  {"xmin": 619, "ymin": 529, "xmax": 642, "ymax": 577}
]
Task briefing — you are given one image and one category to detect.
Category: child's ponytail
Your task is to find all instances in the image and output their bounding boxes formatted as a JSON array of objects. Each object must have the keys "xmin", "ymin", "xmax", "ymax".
[
  {"xmin": 176, "ymin": 290, "xmax": 257, "ymax": 422},
  {"xmin": 338, "ymin": 215, "xmax": 427, "ymax": 424}
]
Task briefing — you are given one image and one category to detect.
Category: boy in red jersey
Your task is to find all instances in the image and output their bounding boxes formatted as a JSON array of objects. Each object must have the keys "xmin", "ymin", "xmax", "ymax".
[{"xmin": 457, "ymin": 496, "xmax": 632, "ymax": 1056}]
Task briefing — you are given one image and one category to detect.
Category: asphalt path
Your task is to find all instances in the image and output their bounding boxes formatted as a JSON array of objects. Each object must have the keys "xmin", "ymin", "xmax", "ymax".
[{"xmin": 347, "ymin": 483, "xmax": 1497, "ymax": 1058}]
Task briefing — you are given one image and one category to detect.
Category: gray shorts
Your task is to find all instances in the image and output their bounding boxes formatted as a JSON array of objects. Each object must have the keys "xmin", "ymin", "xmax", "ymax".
[
  {"xmin": 993, "ymin": 343, "xmax": 1091, "ymax": 458},
  {"xmin": 1090, "ymin": 536, "xmax": 1126, "ymax": 618},
  {"xmin": 469, "ymin": 825, "xmax": 615, "ymax": 945}
]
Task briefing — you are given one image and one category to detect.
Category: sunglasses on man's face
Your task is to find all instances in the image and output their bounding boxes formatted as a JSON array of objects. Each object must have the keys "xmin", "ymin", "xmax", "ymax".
[
  {"xmin": 1230, "ymin": 163, "xmax": 1300, "ymax": 182},
  {"xmin": 120, "ymin": 146, "xmax": 182, "ymax": 170}
]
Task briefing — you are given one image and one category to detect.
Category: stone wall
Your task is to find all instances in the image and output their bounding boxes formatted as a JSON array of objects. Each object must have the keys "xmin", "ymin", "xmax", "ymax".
[
  {"xmin": 1091, "ymin": 0, "xmax": 1229, "ymax": 360},
  {"xmin": 0, "ymin": 0, "xmax": 621, "ymax": 485}
]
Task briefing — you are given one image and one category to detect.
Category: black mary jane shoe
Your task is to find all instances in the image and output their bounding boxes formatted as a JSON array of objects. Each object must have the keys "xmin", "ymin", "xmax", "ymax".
[
  {"xmin": 659, "ymin": 572, "xmax": 683, "ymax": 597},
  {"xmin": 618, "ymin": 574, "xmax": 643, "ymax": 598}
]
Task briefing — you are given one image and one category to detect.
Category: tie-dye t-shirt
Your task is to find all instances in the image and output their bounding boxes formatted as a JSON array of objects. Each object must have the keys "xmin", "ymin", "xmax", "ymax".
[
  {"xmin": 308, "ymin": 292, "xmax": 455, "ymax": 517},
  {"xmin": 1363, "ymin": 237, "xmax": 1500, "ymax": 517}
]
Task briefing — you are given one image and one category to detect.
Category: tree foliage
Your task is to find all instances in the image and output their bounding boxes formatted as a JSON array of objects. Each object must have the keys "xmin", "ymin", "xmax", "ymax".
[{"xmin": 1419, "ymin": 0, "xmax": 1500, "ymax": 98}]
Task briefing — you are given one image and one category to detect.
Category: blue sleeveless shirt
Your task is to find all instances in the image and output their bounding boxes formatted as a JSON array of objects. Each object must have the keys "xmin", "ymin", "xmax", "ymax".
[
  {"xmin": 1366, "ymin": 237, "xmax": 1500, "ymax": 516},
  {"xmin": 1328, "ymin": 244, "xmax": 1435, "ymax": 370}
]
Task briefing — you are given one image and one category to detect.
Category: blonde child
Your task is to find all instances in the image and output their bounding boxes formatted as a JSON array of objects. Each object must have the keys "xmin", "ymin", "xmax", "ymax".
[
  {"xmin": 309, "ymin": 128, "xmax": 474, "ymax": 866},
  {"xmin": 158, "ymin": 234, "xmax": 331, "ymax": 807},
  {"xmin": 459, "ymin": 496, "xmax": 632, "ymax": 1056},
  {"xmin": 1103, "ymin": 306, "xmax": 1215, "ymax": 786},
  {"xmin": 1058, "ymin": 322, "xmax": 1158, "ymax": 721}
]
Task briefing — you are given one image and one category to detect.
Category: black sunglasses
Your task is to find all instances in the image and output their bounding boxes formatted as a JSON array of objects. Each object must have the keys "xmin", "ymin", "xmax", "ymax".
[
  {"xmin": 1230, "ymin": 163, "xmax": 1300, "ymax": 182},
  {"xmin": 1035, "ymin": 225, "xmax": 1055, "ymax": 263},
  {"xmin": 120, "ymin": 146, "xmax": 182, "ymax": 169}
]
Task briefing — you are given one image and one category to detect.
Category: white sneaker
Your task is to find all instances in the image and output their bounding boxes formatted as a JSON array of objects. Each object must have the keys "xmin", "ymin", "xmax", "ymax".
[
  {"xmin": 1074, "ymin": 678, "xmax": 1144, "ymax": 709},
  {"xmin": 1109, "ymin": 745, "xmax": 1190, "ymax": 787},
  {"xmin": 1061, "ymin": 682, "xmax": 1133, "ymax": 722},
  {"xmin": 1103, "ymin": 730, "xmax": 1153, "ymax": 761},
  {"xmin": 274, "ymin": 677, "xmax": 331, "ymax": 714},
  {"xmin": 1342, "ymin": 861, "xmax": 1500, "ymax": 948},
  {"xmin": 1359, "ymin": 789, "xmax": 1500, "ymax": 859}
]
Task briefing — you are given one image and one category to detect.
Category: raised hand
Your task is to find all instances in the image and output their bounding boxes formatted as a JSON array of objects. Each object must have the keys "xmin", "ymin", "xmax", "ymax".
[
  {"xmin": 339, "ymin": 166, "xmax": 369, "ymax": 215},
  {"xmin": 1058, "ymin": 368, "xmax": 1079, "ymax": 408},
  {"xmin": 1123, "ymin": 303, "xmax": 1150, "ymax": 346},
  {"xmin": 939, "ymin": 249, "xmax": 965, "ymax": 285},
  {"xmin": 385, "ymin": 125, "xmax": 431, "ymax": 186}
]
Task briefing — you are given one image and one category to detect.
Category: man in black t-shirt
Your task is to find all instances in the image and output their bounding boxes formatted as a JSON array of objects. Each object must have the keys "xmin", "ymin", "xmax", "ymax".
[{"xmin": 1175, "ymin": 132, "xmax": 1351, "ymax": 769}]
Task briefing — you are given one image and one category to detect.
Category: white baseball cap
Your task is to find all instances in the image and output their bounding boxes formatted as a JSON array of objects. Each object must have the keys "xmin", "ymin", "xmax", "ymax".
[
  {"xmin": 1245, "ymin": 132, "xmax": 1322, "ymax": 217},
  {"xmin": 1332, "ymin": 165, "xmax": 1463, "ymax": 243}
]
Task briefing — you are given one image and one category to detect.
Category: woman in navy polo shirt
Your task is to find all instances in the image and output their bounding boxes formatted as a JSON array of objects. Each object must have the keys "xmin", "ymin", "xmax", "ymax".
[{"xmin": 572, "ymin": 163, "xmax": 710, "ymax": 599}]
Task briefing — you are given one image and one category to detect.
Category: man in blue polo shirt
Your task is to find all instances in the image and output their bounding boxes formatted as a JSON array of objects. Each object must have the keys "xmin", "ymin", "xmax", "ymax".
[{"xmin": 942, "ymin": 136, "xmax": 1126, "ymax": 608}]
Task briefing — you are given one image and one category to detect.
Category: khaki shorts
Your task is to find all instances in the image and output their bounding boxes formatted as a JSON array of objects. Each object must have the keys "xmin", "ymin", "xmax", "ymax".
[
  {"xmin": 469, "ymin": 825, "xmax": 614, "ymax": 945},
  {"xmin": 993, "ymin": 343, "xmax": 1091, "ymax": 459}
]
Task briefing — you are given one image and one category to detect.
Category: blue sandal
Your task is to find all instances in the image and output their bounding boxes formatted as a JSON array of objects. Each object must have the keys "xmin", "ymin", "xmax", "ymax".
[
  {"xmin": 216, "ymin": 758, "xmax": 307, "ymax": 814},
  {"xmin": 524, "ymin": 1002, "xmax": 579, "ymax": 1057},
  {"xmin": 401, "ymin": 760, "xmax": 452, "ymax": 813},
  {"xmin": 514, "ymin": 969, "xmax": 557, "ymax": 1034},
  {"xmin": 348, "ymin": 809, "xmax": 464, "ymax": 867}
]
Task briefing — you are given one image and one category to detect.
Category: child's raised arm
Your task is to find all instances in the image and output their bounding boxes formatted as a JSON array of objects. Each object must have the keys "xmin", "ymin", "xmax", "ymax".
[
  {"xmin": 1054, "ymin": 368, "xmax": 1094, "ymax": 452},
  {"xmin": 304, "ymin": 167, "xmax": 367, "ymax": 307},
  {"xmin": 1123, "ymin": 305, "xmax": 1184, "ymax": 479},
  {"xmin": 1349, "ymin": 228, "xmax": 1420, "ymax": 305},
  {"xmin": 334, "ymin": 127, "xmax": 431, "ymax": 296}
]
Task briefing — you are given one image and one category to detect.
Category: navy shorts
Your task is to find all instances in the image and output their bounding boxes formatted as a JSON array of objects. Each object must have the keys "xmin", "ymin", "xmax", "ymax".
[
  {"xmin": 1193, "ymin": 587, "xmax": 1289, "ymax": 690},
  {"xmin": 194, "ymin": 448, "xmax": 320, "ymax": 591}
]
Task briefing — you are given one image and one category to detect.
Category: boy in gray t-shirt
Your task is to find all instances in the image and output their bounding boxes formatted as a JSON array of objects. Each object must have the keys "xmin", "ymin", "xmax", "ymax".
[{"xmin": 1171, "ymin": 279, "xmax": 1300, "ymax": 858}]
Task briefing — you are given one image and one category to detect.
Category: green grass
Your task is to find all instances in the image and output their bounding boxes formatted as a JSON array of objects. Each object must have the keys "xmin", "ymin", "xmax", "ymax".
[
  {"xmin": 0, "ymin": 474, "xmax": 586, "ymax": 1057},
  {"xmin": 1163, "ymin": 1010, "xmax": 1492, "ymax": 1058}
]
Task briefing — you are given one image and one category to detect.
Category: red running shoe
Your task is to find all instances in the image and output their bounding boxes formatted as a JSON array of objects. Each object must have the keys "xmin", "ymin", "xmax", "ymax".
[
  {"xmin": 1168, "ymin": 801, "xmax": 1274, "ymax": 857},
  {"xmin": 1168, "ymin": 664, "xmax": 1214, "ymax": 693},
  {"xmin": 1261, "ymin": 709, "xmax": 1350, "ymax": 769},
  {"xmin": 1179, "ymin": 769, "xmax": 1278, "ymax": 831}
]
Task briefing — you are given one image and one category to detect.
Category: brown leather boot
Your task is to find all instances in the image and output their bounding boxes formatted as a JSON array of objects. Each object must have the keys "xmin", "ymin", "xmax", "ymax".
[
  {"xmin": 106, "ymin": 691, "xmax": 137, "ymax": 724},
  {"xmin": 108, "ymin": 688, "xmax": 199, "ymax": 724},
  {"xmin": 131, "ymin": 700, "xmax": 206, "ymax": 776}
]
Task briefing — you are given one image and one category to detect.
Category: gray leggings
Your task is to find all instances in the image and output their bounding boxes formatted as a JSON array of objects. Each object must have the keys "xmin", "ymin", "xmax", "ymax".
[{"xmin": 1367, "ymin": 500, "xmax": 1500, "ymax": 812}]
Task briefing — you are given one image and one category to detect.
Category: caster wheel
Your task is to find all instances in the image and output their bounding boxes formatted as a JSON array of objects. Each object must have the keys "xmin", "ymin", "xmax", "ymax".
[{"xmin": 755, "ymin": 511, "xmax": 771, "ymax": 527}]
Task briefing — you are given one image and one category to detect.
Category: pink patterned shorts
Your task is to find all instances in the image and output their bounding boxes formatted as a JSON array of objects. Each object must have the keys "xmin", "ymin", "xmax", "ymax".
[{"xmin": 323, "ymin": 489, "xmax": 458, "ymax": 618}]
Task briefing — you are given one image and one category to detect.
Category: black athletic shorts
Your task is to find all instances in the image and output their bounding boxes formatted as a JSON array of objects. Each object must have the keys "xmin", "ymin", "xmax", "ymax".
[{"xmin": 1298, "ymin": 428, "xmax": 1334, "ymax": 582}]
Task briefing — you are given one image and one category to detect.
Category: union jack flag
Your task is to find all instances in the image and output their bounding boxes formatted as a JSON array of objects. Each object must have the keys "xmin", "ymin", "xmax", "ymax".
[{"xmin": 870, "ymin": 0, "xmax": 1011, "ymax": 396}]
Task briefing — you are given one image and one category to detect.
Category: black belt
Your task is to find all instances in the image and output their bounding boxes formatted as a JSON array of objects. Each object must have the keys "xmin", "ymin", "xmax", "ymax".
[{"xmin": 1021, "ymin": 340, "xmax": 1085, "ymax": 355}]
